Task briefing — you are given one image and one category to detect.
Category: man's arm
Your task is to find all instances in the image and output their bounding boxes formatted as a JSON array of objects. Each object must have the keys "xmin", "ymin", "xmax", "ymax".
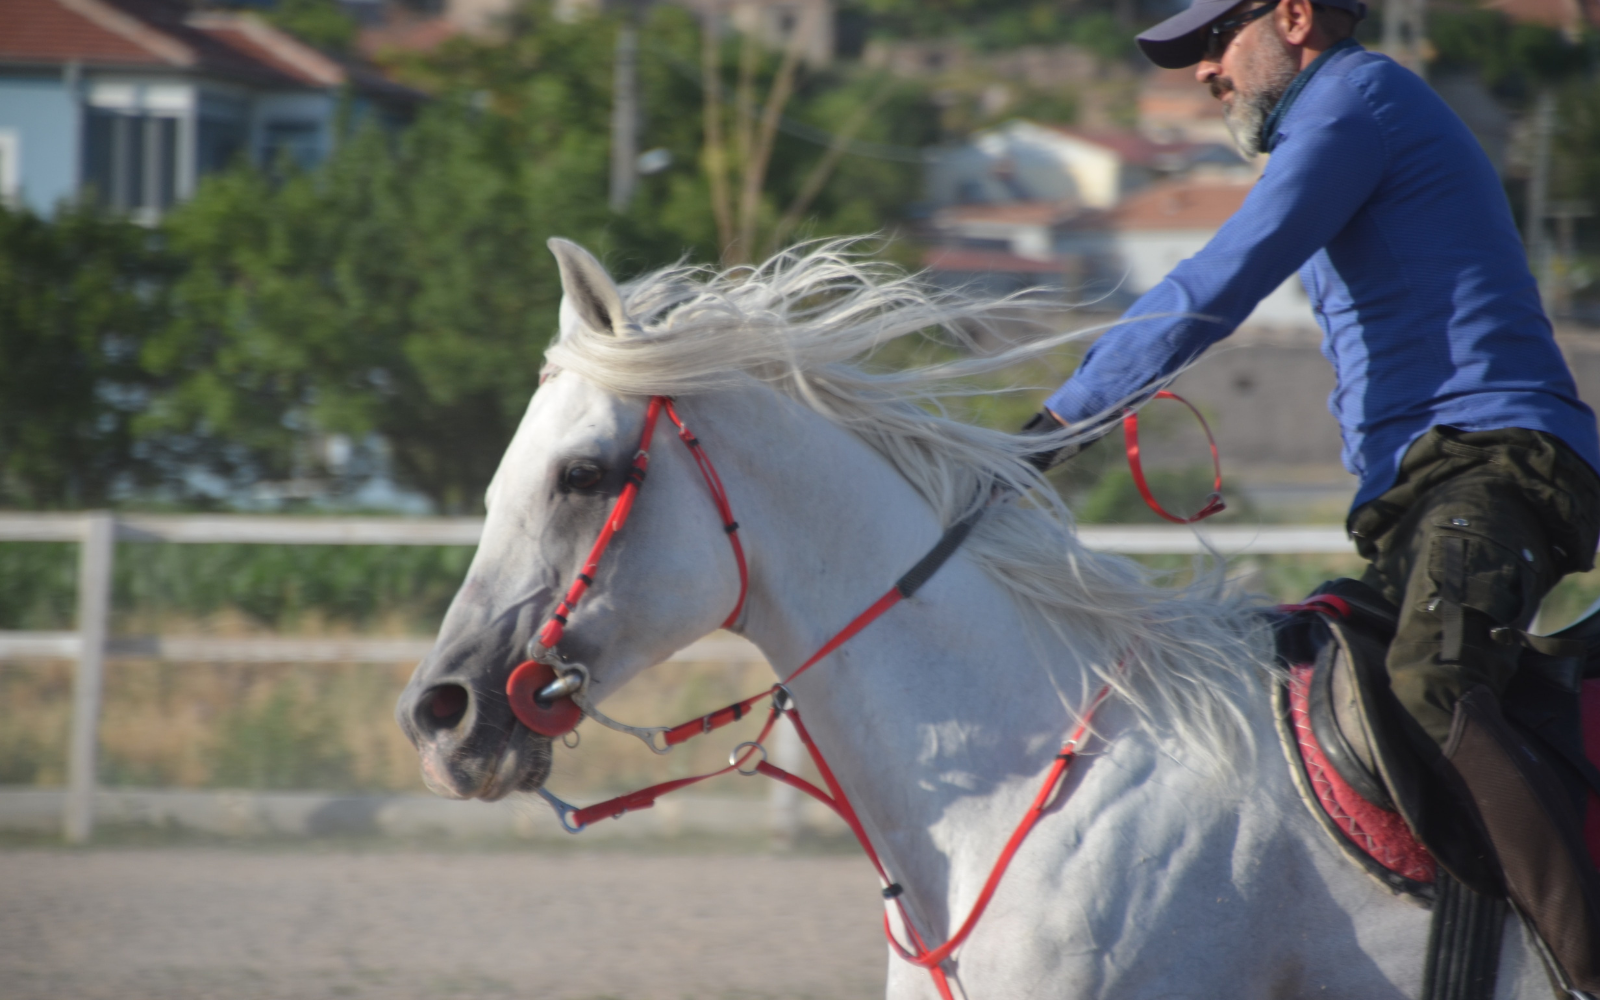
[{"xmin": 1044, "ymin": 81, "xmax": 1388, "ymax": 426}]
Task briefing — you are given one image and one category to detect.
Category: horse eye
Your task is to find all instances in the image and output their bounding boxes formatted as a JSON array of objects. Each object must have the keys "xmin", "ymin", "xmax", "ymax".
[{"xmin": 562, "ymin": 462, "xmax": 604, "ymax": 490}]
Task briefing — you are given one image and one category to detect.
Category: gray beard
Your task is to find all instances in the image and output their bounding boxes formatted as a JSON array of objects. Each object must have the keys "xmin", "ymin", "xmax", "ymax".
[{"xmin": 1220, "ymin": 37, "xmax": 1301, "ymax": 156}]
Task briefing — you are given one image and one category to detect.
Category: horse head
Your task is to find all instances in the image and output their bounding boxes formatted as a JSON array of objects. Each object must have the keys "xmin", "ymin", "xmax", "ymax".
[{"xmin": 395, "ymin": 239, "xmax": 749, "ymax": 800}]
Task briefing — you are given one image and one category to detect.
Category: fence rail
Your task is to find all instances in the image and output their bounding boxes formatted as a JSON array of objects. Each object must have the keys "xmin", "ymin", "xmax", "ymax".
[{"xmin": 0, "ymin": 511, "xmax": 1358, "ymax": 843}]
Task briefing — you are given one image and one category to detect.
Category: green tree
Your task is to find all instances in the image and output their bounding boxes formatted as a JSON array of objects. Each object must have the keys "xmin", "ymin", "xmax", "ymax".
[
  {"xmin": 264, "ymin": 0, "xmax": 358, "ymax": 55},
  {"xmin": 1428, "ymin": 6, "xmax": 1591, "ymax": 99},
  {"xmin": 0, "ymin": 203, "xmax": 167, "ymax": 508},
  {"xmin": 147, "ymin": 100, "xmax": 618, "ymax": 512}
]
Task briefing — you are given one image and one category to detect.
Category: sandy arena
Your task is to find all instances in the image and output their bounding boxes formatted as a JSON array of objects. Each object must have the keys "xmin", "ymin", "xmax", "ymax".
[{"xmin": 0, "ymin": 847, "xmax": 886, "ymax": 1000}]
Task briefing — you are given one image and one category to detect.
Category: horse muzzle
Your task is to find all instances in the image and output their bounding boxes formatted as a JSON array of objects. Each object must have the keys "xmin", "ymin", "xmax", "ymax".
[{"xmin": 397, "ymin": 672, "xmax": 554, "ymax": 801}]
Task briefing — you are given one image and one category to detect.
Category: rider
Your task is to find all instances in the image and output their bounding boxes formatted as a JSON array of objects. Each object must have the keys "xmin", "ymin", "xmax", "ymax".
[{"xmin": 1027, "ymin": 0, "xmax": 1600, "ymax": 980}]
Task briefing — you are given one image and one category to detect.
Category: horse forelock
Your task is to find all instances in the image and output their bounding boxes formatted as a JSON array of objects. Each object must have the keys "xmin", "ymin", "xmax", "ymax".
[{"xmin": 542, "ymin": 239, "xmax": 1277, "ymax": 760}]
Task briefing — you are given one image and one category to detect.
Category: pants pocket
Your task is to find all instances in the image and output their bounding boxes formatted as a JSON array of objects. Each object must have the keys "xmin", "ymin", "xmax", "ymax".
[{"xmin": 1426, "ymin": 525, "xmax": 1539, "ymax": 655}]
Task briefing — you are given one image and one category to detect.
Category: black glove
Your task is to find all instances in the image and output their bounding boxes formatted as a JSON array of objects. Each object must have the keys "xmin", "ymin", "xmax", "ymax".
[{"xmin": 1019, "ymin": 409, "xmax": 1083, "ymax": 472}]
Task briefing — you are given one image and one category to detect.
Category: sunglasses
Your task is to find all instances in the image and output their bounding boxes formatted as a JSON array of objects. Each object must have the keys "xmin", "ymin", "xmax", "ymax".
[{"xmin": 1204, "ymin": 0, "xmax": 1282, "ymax": 60}]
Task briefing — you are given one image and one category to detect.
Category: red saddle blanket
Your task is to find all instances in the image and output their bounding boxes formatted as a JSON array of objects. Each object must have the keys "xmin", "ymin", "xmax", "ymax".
[{"xmin": 1287, "ymin": 666, "xmax": 1600, "ymax": 881}]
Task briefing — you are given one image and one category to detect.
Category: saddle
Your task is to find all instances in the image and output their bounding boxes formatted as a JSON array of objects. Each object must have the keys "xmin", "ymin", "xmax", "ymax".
[{"xmin": 1274, "ymin": 579, "xmax": 1600, "ymax": 994}]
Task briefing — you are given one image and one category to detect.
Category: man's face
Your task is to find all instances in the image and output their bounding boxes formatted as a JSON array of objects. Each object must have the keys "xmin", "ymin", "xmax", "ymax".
[{"xmin": 1196, "ymin": 3, "xmax": 1301, "ymax": 156}]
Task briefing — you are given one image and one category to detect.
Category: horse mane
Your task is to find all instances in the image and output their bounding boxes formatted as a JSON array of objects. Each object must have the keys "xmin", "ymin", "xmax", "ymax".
[{"xmin": 544, "ymin": 240, "xmax": 1276, "ymax": 759}]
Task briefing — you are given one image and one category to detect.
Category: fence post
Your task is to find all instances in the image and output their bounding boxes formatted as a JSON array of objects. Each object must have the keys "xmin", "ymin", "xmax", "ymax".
[
  {"xmin": 64, "ymin": 511, "xmax": 114, "ymax": 845},
  {"xmin": 767, "ymin": 717, "xmax": 804, "ymax": 850}
]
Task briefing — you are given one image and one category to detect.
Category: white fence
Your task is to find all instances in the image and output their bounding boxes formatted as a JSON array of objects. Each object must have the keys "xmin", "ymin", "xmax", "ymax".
[{"xmin": 0, "ymin": 511, "xmax": 1355, "ymax": 842}]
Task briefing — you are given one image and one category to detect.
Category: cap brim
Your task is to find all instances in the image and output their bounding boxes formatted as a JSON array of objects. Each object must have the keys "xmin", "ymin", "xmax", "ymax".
[{"xmin": 1136, "ymin": 0, "xmax": 1242, "ymax": 68}]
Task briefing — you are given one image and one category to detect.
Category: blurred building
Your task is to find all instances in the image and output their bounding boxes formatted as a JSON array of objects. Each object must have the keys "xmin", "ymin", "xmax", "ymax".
[
  {"xmin": 923, "ymin": 177, "xmax": 1313, "ymax": 330},
  {"xmin": 0, "ymin": 0, "xmax": 421, "ymax": 219},
  {"xmin": 1137, "ymin": 66, "xmax": 1233, "ymax": 147},
  {"xmin": 922, "ymin": 201, "xmax": 1082, "ymax": 296},
  {"xmin": 926, "ymin": 120, "xmax": 1246, "ymax": 211}
]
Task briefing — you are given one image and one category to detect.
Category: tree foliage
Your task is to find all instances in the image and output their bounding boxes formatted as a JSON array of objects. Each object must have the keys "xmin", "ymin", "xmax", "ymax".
[
  {"xmin": 0, "ymin": 1, "xmax": 938, "ymax": 512},
  {"xmin": 149, "ymin": 103, "xmax": 617, "ymax": 512},
  {"xmin": 0, "ymin": 204, "xmax": 167, "ymax": 508},
  {"xmin": 264, "ymin": 0, "xmax": 358, "ymax": 55},
  {"xmin": 1428, "ymin": 7, "xmax": 1593, "ymax": 98}
]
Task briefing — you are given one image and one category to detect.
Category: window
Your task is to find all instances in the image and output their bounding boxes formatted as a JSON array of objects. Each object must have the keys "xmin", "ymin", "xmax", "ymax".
[
  {"xmin": 84, "ymin": 110, "xmax": 179, "ymax": 216},
  {"xmin": 0, "ymin": 129, "xmax": 18, "ymax": 207},
  {"xmin": 262, "ymin": 120, "xmax": 321, "ymax": 172},
  {"xmin": 197, "ymin": 115, "xmax": 247, "ymax": 176}
]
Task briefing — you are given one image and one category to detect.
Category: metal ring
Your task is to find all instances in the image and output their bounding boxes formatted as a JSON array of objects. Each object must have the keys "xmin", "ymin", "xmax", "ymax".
[
  {"xmin": 561, "ymin": 728, "xmax": 581, "ymax": 749},
  {"xmin": 771, "ymin": 685, "xmax": 793, "ymax": 713},
  {"xmin": 730, "ymin": 741, "xmax": 767, "ymax": 776}
]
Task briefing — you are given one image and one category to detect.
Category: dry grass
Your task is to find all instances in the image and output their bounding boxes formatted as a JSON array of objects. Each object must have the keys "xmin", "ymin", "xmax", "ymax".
[{"xmin": 0, "ymin": 625, "xmax": 793, "ymax": 797}]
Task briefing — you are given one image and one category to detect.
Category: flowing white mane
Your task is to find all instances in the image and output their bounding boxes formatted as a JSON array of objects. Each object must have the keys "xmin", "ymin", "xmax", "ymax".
[{"xmin": 545, "ymin": 241, "xmax": 1275, "ymax": 757}]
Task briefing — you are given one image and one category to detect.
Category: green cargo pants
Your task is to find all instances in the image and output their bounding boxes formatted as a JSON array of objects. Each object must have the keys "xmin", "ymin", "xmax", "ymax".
[{"xmin": 1348, "ymin": 426, "xmax": 1600, "ymax": 746}]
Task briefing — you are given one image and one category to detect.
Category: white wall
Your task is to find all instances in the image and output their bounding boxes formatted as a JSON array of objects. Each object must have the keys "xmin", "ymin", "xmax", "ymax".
[
  {"xmin": 1063, "ymin": 227, "xmax": 1315, "ymax": 329},
  {"xmin": 926, "ymin": 119, "xmax": 1132, "ymax": 209},
  {"xmin": 0, "ymin": 73, "xmax": 80, "ymax": 214}
]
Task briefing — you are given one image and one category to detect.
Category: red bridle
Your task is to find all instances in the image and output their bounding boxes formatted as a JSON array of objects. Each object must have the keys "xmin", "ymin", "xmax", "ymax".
[
  {"xmin": 500, "ymin": 392, "xmax": 1122, "ymax": 1000},
  {"xmin": 505, "ymin": 395, "xmax": 748, "ymax": 736}
]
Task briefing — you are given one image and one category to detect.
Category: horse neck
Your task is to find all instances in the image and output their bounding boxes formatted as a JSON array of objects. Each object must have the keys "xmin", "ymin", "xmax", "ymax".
[{"xmin": 705, "ymin": 389, "xmax": 1096, "ymax": 915}]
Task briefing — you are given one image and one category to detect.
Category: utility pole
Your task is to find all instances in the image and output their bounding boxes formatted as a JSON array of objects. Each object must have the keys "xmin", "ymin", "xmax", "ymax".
[
  {"xmin": 609, "ymin": 0, "xmax": 642, "ymax": 212},
  {"xmin": 1383, "ymin": 0, "xmax": 1428, "ymax": 77},
  {"xmin": 1526, "ymin": 90, "xmax": 1555, "ymax": 307},
  {"xmin": 1549, "ymin": 200, "xmax": 1594, "ymax": 317}
]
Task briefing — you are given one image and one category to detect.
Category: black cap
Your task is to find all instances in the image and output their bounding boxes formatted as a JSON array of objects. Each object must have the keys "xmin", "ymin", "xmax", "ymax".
[{"xmin": 1135, "ymin": 0, "xmax": 1367, "ymax": 69}]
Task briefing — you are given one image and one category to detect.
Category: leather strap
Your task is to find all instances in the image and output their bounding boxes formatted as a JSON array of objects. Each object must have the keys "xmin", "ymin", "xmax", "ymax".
[{"xmin": 1421, "ymin": 869, "xmax": 1508, "ymax": 1000}]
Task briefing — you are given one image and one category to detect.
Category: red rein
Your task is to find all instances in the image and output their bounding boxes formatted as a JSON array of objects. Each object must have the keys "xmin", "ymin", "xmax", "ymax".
[
  {"xmin": 507, "ymin": 390, "xmax": 1216, "ymax": 999},
  {"xmin": 1122, "ymin": 389, "xmax": 1226, "ymax": 524}
]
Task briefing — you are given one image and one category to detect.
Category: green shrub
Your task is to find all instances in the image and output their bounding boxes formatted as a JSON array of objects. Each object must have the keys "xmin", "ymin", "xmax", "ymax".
[{"xmin": 209, "ymin": 683, "xmax": 356, "ymax": 791}]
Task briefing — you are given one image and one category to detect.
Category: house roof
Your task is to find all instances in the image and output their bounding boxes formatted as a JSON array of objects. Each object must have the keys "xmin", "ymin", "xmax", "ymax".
[
  {"xmin": 358, "ymin": 16, "xmax": 458, "ymax": 58},
  {"xmin": 0, "ymin": 0, "xmax": 419, "ymax": 97},
  {"xmin": 935, "ymin": 201, "xmax": 1080, "ymax": 227},
  {"xmin": 1107, "ymin": 178, "xmax": 1253, "ymax": 231},
  {"xmin": 1483, "ymin": 0, "xmax": 1599, "ymax": 30},
  {"xmin": 923, "ymin": 247, "xmax": 1067, "ymax": 274},
  {"xmin": 1138, "ymin": 67, "xmax": 1225, "ymax": 121},
  {"xmin": 1045, "ymin": 126, "xmax": 1167, "ymax": 166}
]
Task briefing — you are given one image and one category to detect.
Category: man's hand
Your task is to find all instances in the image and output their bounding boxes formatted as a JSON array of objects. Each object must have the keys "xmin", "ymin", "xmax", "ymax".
[{"xmin": 1019, "ymin": 409, "xmax": 1083, "ymax": 472}]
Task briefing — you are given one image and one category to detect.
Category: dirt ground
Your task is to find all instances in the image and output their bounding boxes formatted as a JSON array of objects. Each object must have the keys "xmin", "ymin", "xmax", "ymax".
[{"xmin": 0, "ymin": 846, "xmax": 887, "ymax": 1000}]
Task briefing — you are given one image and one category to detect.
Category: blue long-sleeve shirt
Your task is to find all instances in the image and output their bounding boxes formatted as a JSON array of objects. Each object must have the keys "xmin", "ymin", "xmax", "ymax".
[{"xmin": 1044, "ymin": 41, "xmax": 1600, "ymax": 510}]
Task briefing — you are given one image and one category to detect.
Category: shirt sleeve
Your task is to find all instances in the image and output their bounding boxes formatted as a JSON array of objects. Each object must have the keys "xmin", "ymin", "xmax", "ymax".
[{"xmin": 1044, "ymin": 73, "xmax": 1388, "ymax": 425}]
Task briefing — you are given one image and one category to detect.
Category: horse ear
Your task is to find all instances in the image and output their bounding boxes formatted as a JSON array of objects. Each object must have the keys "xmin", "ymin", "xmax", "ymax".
[{"xmin": 548, "ymin": 238, "xmax": 638, "ymax": 339}]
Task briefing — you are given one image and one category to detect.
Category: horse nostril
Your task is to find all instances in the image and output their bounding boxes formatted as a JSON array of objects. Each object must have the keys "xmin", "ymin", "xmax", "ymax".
[{"xmin": 420, "ymin": 684, "xmax": 470, "ymax": 732}]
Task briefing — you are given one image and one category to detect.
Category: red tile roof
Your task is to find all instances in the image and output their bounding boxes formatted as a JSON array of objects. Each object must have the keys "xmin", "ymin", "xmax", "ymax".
[
  {"xmin": 358, "ymin": 17, "xmax": 458, "ymax": 58},
  {"xmin": 188, "ymin": 13, "xmax": 342, "ymax": 86},
  {"xmin": 923, "ymin": 247, "xmax": 1067, "ymax": 273},
  {"xmin": 936, "ymin": 201, "xmax": 1080, "ymax": 226},
  {"xmin": 0, "ymin": 0, "xmax": 420, "ymax": 97},
  {"xmin": 0, "ymin": 0, "xmax": 176, "ymax": 67},
  {"xmin": 1046, "ymin": 126, "xmax": 1167, "ymax": 165},
  {"xmin": 1109, "ymin": 179, "xmax": 1253, "ymax": 230},
  {"xmin": 1484, "ymin": 0, "xmax": 1599, "ymax": 29},
  {"xmin": 1138, "ymin": 67, "xmax": 1225, "ymax": 122}
]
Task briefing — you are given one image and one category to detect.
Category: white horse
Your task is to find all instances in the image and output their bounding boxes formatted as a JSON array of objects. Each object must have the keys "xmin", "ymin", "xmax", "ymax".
[{"xmin": 397, "ymin": 239, "xmax": 1561, "ymax": 999}]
